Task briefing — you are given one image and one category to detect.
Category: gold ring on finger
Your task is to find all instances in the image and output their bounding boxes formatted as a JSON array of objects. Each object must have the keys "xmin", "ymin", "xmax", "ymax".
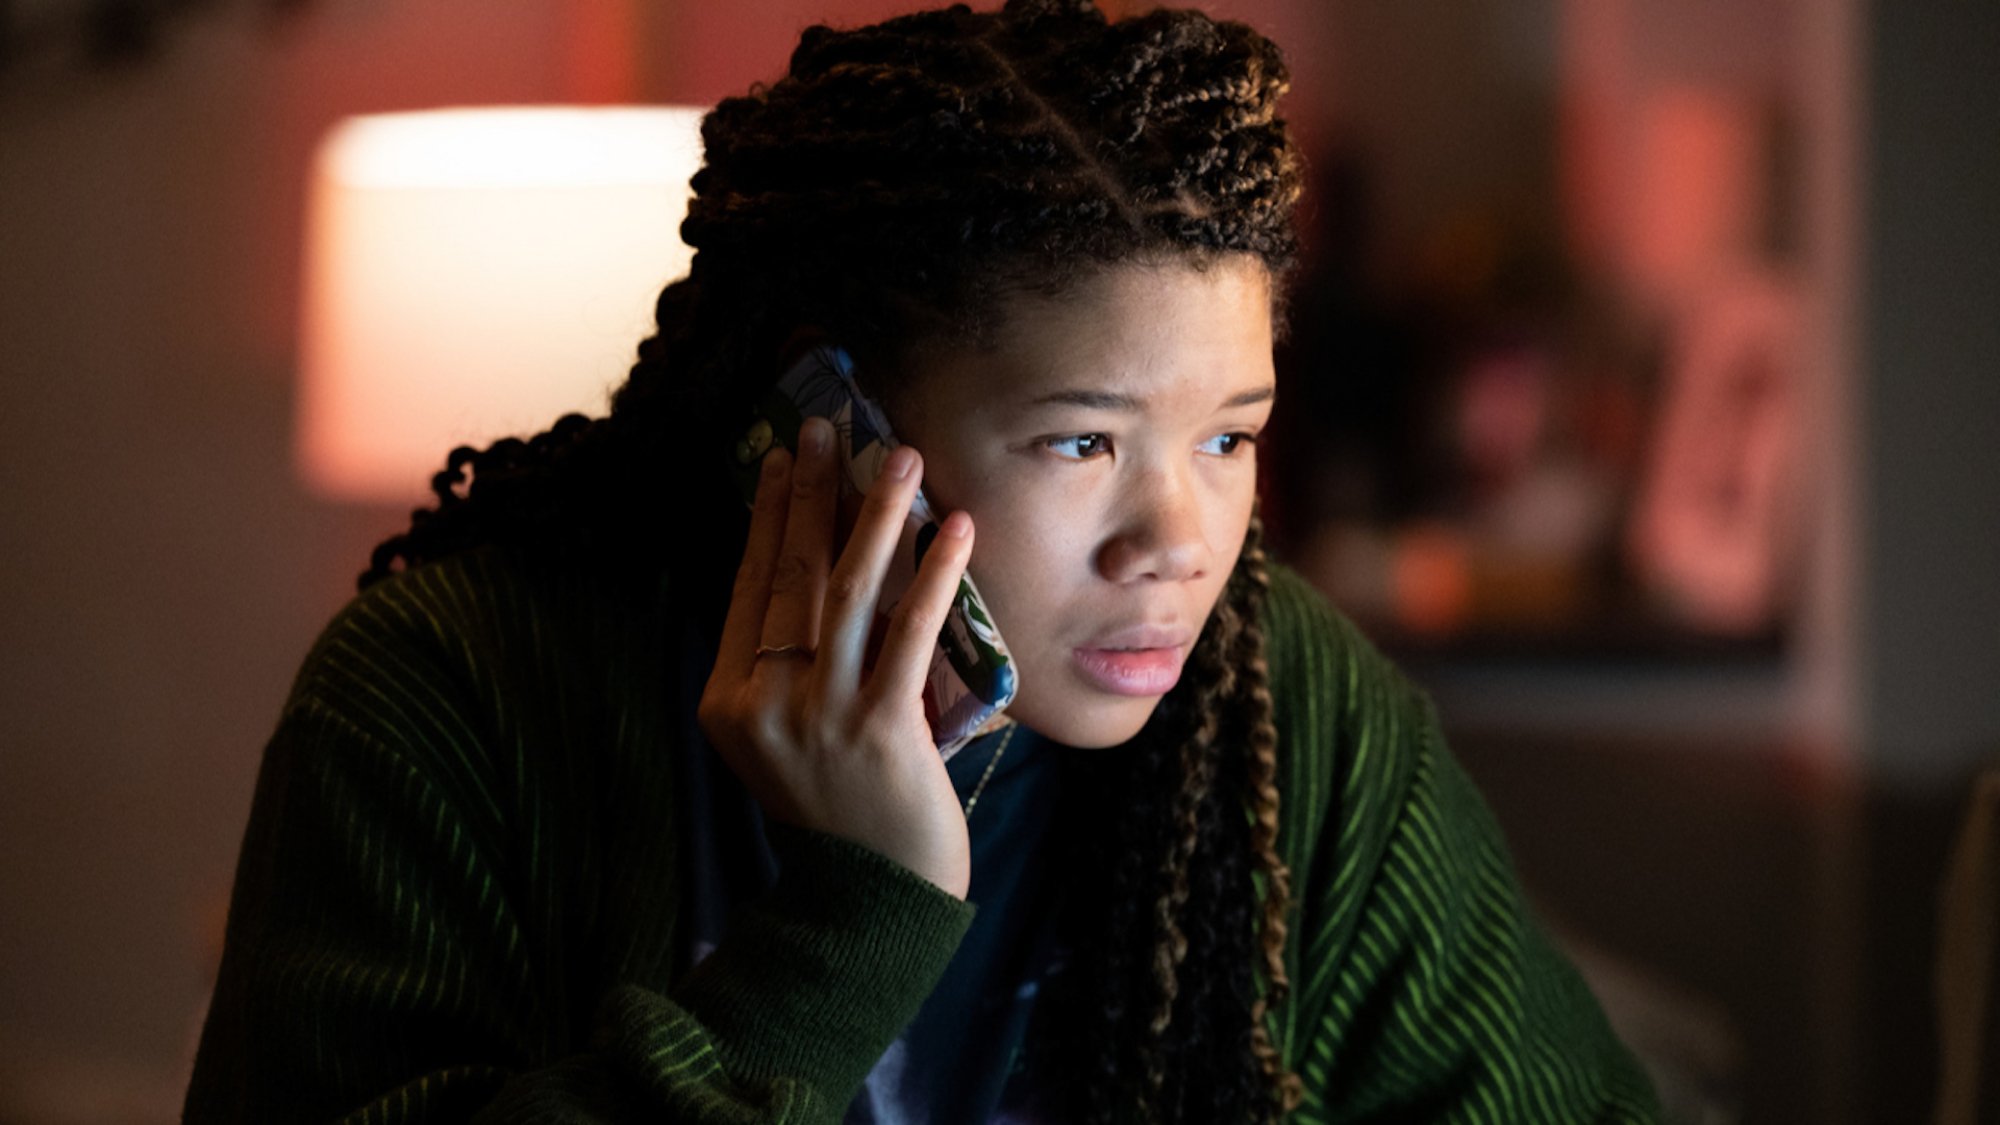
[{"xmin": 754, "ymin": 643, "xmax": 816, "ymax": 660}]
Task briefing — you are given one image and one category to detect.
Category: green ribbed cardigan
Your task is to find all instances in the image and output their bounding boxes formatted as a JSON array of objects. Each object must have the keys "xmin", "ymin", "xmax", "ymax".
[{"xmin": 183, "ymin": 544, "xmax": 1660, "ymax": 1123}]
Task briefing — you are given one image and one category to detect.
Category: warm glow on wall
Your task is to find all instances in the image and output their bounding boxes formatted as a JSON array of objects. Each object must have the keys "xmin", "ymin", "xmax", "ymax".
[{"xmin": 297, "ymin": 106, "xmax": 707, "ymax": 502}]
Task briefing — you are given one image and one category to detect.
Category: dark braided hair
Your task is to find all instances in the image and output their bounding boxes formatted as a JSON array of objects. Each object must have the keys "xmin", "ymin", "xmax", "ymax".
[{"xmin": 362, "ymin": 2, "xmax": 1307, "ymax": 1120}]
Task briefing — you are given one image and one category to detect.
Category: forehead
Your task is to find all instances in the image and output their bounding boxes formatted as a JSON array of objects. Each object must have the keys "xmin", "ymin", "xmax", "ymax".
[{"xmin": 908, "ymin": 257, "xmax": 1276, "ymax": 415}]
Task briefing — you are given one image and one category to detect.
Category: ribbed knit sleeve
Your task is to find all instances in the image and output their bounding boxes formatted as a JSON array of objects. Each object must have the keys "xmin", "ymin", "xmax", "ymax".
[
  {"xmin": 1258, "ymin": 564, "xmax": 1661, "ymax": 1123},
  {"xmin": 183, "ymin": 548, "xmax": 974, "ymax": 1124}
]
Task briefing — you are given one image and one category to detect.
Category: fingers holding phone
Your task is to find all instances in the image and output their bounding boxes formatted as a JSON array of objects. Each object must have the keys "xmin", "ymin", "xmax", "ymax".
[
  {"xmin": 757, "ymin": 416, "xmax": 840, "ymax": 664},
  {"xmin": 699, "ymin": 415, "xmax": 977, "ymax": 899},
  {"xmin": 813, "ymin": 439, "xmax": 921, "ymax": 703},
  {"xmin": 723, "ymin": 344, "xmax": 1017, "ymax": 754}
]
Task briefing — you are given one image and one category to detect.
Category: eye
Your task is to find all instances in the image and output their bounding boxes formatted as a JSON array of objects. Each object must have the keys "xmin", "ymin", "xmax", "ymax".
[
  {"xmin": 1200, "ymin": 431, "xmax": 1259, "ymax": 457},
  {"xmin": 1045, "ymin": 433, "xmax": 1112, "ymax": 460}
]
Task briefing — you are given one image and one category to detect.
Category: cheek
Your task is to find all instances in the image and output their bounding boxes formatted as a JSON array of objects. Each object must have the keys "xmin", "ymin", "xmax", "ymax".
[
  {"xmin": 1216, "ymin": 468, "xmax": 1260, "ymax": 550},
  {"xmin": 962, "ymin": 498, "xmax": 1082, "ymax": 635},
  {"xmin": 963, "ymin": 477, "xmax": 1256, "ymax": 617},
  {"xmin": 1222, "ymin": 494, "xmax": 1257, "ymax": 564}
]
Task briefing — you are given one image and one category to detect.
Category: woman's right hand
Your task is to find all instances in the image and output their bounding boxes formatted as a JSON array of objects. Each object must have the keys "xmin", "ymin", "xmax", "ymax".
[{"xmin": 697, "ymin": 416, "xmax": 977, "ymax": 899}]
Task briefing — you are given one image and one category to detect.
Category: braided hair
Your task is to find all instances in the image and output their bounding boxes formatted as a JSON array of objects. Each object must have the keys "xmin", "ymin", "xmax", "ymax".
[{"xmin": 362, "ymin": 2, "xmax": 1306, "ymax": 1120}]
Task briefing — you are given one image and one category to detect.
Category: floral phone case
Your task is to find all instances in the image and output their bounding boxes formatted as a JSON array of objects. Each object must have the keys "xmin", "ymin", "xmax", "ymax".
[{"xmin": 728, "ymin": 343, "xmax": 1018, "ymax": 759}]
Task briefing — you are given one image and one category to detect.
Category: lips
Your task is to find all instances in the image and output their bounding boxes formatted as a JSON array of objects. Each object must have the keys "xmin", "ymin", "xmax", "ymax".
[
  {"xmin": 1072, "ymin": 622, "xmax": 1194, "ymax": 696},
  {"xmin": 1082, "ymin": 623, "xmax": 1195, "ymax": 651}
]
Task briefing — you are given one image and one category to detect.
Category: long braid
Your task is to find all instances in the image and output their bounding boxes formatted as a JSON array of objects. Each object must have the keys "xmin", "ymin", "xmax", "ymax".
[
  {"xmin": 1238, "ymin": 508, "xmax": 1304, "ymax": 1115},
  {"xmin": 358, "ymin": 3, "xmax": 1308, "ymax": 1119},
  {"xmin": 1143, "ymin": 597, "xmax": 1233, "ymax": 1114},
  {"xmin": 1147, "ymin": 618, "xmax": 1233, "ymax": 1037}
]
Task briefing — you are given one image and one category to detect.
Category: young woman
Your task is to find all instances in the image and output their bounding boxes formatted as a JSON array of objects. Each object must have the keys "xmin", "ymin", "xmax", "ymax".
[{"xmin": 185, "ymin": 1, "xmax": 1660, "ymax": 1121}]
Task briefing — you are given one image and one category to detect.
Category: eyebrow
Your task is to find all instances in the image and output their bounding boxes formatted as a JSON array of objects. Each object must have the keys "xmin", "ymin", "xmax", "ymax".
[{"xmin": 1026, "ymin": 385, "xmax": 1276, "ymax": 411}]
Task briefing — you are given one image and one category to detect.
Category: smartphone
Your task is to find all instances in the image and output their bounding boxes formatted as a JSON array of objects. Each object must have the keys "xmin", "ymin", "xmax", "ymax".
[{"xmin": 728, "ymin": 342, "xmax": 1018, "ymax": 759}]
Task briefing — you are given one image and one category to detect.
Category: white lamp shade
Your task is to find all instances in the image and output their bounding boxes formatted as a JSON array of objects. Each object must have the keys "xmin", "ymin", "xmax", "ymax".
[{"xmin": 297, "ymin": 106, "xmax": 708, "ymax": 503}]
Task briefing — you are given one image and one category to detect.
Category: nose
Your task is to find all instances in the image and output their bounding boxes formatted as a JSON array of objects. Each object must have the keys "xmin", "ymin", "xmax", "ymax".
[{"xmin": 1095, "ymin": 466, "xmax": 1210, "ymax": 585}]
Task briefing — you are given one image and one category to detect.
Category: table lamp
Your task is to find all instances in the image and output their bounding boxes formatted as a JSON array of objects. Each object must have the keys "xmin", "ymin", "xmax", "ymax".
[{"xmin": 296, "ymin": 105, "xmax": 707, "ymax": 503}]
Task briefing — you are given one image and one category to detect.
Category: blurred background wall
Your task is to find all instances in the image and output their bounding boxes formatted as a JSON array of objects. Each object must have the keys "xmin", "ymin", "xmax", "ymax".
[{"xmin": 0, "ymin": 0, "xmax": 1993, "ymax": 1122}]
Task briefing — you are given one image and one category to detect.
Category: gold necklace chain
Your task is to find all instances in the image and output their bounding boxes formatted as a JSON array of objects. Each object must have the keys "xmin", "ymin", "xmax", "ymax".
[{"xmin": 961, "ymin": 722, "xmax": 1019, "ymax": 818}]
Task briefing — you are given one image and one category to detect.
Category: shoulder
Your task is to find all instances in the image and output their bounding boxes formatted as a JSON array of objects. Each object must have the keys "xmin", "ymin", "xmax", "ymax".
[
  {"xmin": 286, "ymin": 544, "xmax": 670, "ymax": 755},
  {"xmin": 291, "ymin": 546, "xmax": 535, "ymax": 713},
  {"xmin": 1256, "ymin": 558, "xmax": 1438, "ymax": 770},
  {"xmin": 1255, "ymin": 559, "xmax": 1441, "ymax": 872},
  {"xmin": 1256, "ymin": 559, "xmax": 1411, "ymax": 717}
]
